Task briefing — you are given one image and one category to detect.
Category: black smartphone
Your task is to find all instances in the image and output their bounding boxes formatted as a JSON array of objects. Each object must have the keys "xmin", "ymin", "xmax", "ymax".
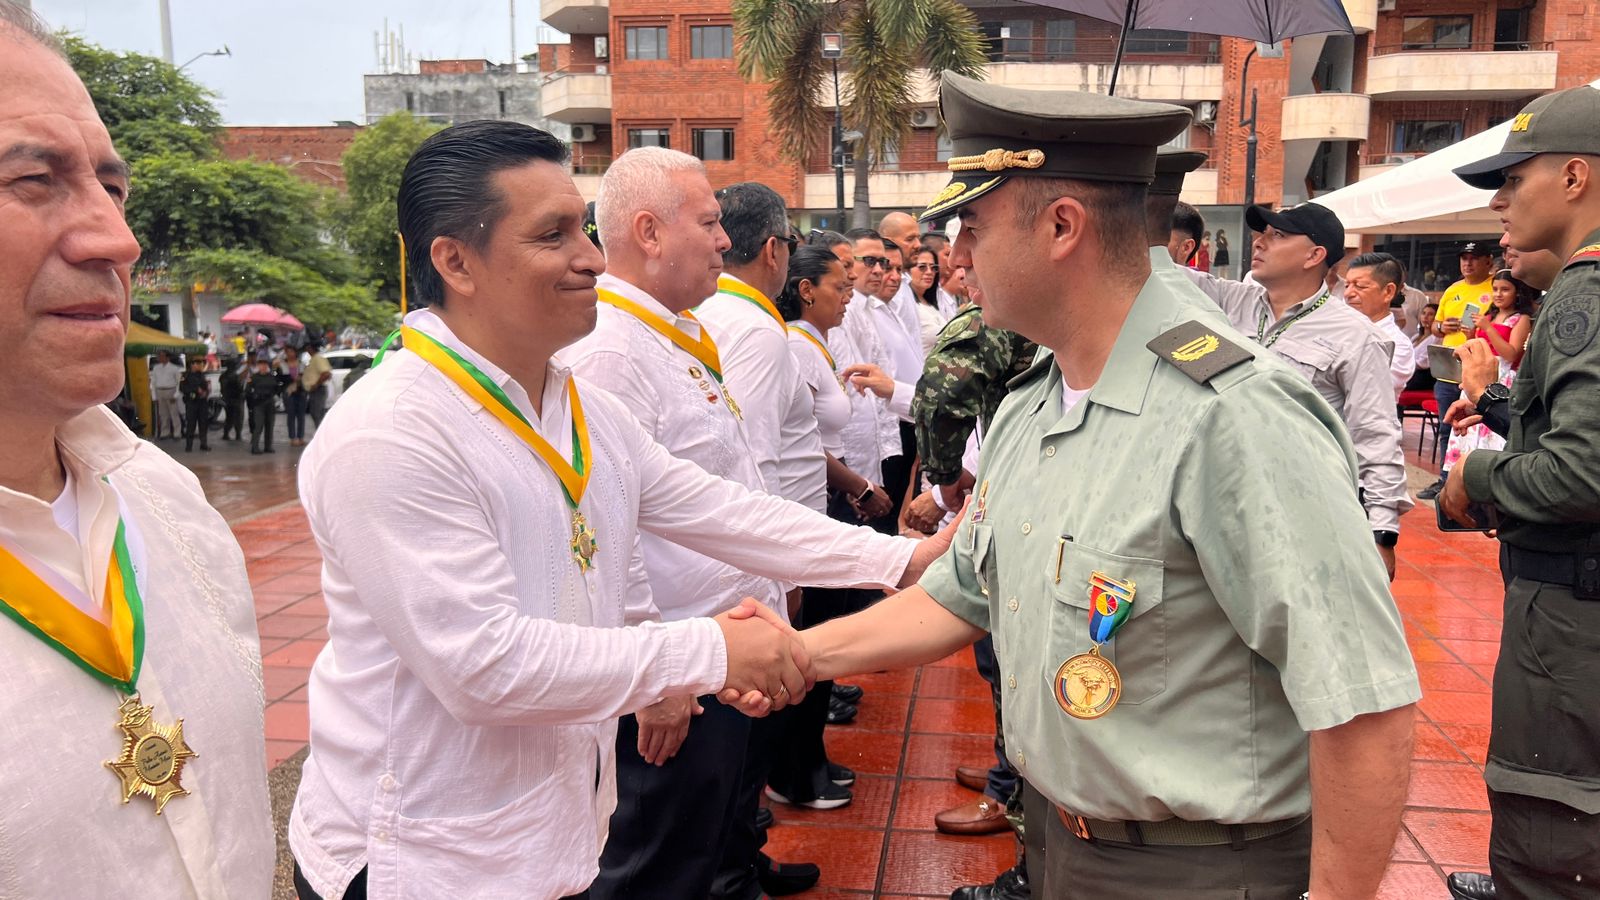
[{"xmin": 1436, "ymin": 500, "xmax": 1501, "ymax": 533}]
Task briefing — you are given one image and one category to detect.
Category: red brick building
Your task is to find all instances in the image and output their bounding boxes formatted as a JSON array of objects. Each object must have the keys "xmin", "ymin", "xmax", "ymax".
[
  {"xmin": 539, "ymin": 0, "xmax": 1591, "ymax": 255},
  {"xmin": 219, "ymin": 125, "xmax": 363, "ymax": 190}
]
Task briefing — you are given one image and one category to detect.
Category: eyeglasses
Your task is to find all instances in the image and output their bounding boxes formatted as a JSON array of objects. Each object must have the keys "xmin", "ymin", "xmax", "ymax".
[
  {"xmin": 773, "ymin": 232, "xmax": 799, "ymax": 253},
  {"xmin": 911, "ymin": 263, "xmax": 938, "ymax": 272},
  {"xmin": 859, "ymin": 256, "xmax": 890, "ymax": 270}
]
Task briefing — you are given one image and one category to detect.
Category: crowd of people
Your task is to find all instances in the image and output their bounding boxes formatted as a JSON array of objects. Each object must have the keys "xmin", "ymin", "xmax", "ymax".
[{"xmin": 3, "ymin": 1, "xmax": 1599, "ymax": 898}]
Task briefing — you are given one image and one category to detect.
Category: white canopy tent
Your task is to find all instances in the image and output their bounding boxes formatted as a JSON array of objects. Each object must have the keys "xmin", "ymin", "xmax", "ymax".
[{"xmin": 1312, "ymin": 77, "xmax": 1600, "ymax": 237}]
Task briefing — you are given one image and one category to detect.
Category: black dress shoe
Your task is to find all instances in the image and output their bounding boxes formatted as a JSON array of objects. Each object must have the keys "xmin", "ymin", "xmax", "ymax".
[
  {"xmin": 828, "ymin": 762, "xmax": 855, "ymax": 786},
  {"xmin": 827, "ymin": 696, "xmax": 857, "ymax": 725},
  {"xmin": 765, "ymin": 780, "xmax": 852, "ymax": 810},
  {"xmin": 1418, "ymin": 476, "xmax": 1446, "ymax": 500},
  {"xmin": 1447, "ymin": 872, "xmax": 1496, "ymax": 900},
  {"xmin": 951, "ymin": 863, "xmax": 1029, "ymax": 900},
  {"xmin": 754, "ymin": 806, "xmax": 774, "ymax": 830},
  {"xmin": 832, "ymin": 683, "xmax": 863, "ymax": 703},
  {"xmin": 756, "ymin": 856, "xmax": 820, "ymax": 896}
]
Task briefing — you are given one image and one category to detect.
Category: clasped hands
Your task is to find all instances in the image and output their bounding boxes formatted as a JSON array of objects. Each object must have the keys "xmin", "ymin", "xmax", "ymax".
[{"xmin": 711, "ymin": 599, "xmax": 816, "ymax": 717}]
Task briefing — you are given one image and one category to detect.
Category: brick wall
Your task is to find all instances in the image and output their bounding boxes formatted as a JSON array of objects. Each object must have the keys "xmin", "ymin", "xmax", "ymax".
[
  {"xmin": 219, "ymin": 125, "xmax": 362, "ymax": 190},
  {"xmin": 419, "ymin": 59, "xmax": 489, "ymax": 75}
]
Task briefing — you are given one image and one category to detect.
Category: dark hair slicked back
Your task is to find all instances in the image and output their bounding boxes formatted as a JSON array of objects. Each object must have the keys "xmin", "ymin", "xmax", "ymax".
[
  {"xmin": 397, "ymin": 120, "xmax": 570, "ymax": 308},
  {"xmin": 717, "ymin": 182, "xmax": 789, "ymax": 266}
]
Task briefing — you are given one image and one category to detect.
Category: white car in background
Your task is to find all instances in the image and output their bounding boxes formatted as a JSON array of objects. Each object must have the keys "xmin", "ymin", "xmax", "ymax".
[{"xmin": 321, "ymin": 349, "xmax": 380, "ymax": 406}]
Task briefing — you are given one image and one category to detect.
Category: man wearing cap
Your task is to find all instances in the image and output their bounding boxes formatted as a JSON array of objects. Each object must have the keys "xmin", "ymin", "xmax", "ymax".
[
  {"xmin": 774, "ymin": 73, "xmax": 1420, "ymax": 899},
  {"xmin": 1179, "ymin": 203, "xmax": 1412, "ymax": 579},
  {"xmin": 1417, "ymin": 240, "xmax": 1498, "ymax": 498},
  {"xmin": 1439, "ymin": 84, "xmax": 1600, "ymax": 900}
]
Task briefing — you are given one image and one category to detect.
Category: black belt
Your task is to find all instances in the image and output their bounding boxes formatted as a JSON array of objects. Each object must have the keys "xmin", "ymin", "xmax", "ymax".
[
  {"xmin": 1504, "ymin": 546, "xmax": 1600, "ymax": 599},
  {"xmin": 1054, "ymin": 805, "xmax": 1307, "ymax": 847}
]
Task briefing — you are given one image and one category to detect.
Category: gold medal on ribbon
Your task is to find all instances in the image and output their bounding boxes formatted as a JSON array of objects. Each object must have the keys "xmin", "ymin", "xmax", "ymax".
[
  {"xmin": 570, "ymin": 511, "xmax": 598, "ymax": 572},
  {"xmin": 1054, "ymin": 646, "xmax": 1121, "ymax": 720},
  {"xmin": 106, "ymin": 694, "xmax": 197, "ymax": 814}
]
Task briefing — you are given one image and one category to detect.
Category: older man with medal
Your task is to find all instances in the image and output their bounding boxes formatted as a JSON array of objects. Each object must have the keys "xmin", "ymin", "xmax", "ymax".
[
  {"xmin": 0, "ymin": 4, "xmax": 272, "ymax": 895},
  {"xmin": 782, "ymin": 75, "xmax": 1422, "ymax": 900},
  {"xmin": 289, "ymin": 122, "xmax": 952, "ymax": 900}
]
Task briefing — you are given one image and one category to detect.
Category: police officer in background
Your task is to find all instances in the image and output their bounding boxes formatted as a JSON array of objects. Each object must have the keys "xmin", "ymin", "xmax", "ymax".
[
  {"xmin": 780, "ymin": 74, "xmax": 1420, "ymax": 899},
  {"xmin": 1440, "ymin": 83, "xmax": 1600, "ymax": 900}
]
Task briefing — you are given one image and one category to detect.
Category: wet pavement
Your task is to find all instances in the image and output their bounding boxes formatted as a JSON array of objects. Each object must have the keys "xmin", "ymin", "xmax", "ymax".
[
  {"xmin": 163, "ymin": 415, "xmax": 320, "ymax": 523},
  {"xmin": 202, "ymin": 417, "xmax": 1498, "ymax": 899}
]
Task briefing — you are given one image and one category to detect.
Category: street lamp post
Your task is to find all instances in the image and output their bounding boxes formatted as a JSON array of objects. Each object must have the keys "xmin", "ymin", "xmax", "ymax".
[
  {"xmin": 821, "ymin": 33, "xmax": 845, "ymax": 230},
  {"xmin": 178, "ymin": 45, "xmax": 232, "ymax": 71},
  {"xmin": 1238, "ymin": 42, "xmax": 1281, "ymax": 246}
]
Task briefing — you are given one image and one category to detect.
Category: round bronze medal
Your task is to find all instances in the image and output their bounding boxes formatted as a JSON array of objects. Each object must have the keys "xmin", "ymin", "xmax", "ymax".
[{"xmin": 1054, "ymin": 649, "xmax": 1121, "ymax": 720}]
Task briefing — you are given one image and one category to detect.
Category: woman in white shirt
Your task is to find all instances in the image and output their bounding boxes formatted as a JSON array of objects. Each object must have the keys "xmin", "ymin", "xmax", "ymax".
[
  {"xmin": 908, "ymin": 248, "xmax": 946, "ymax": 352},
  {"xmin": 782, "ymin": 248, "xmax": 856, "ymax": 513}
]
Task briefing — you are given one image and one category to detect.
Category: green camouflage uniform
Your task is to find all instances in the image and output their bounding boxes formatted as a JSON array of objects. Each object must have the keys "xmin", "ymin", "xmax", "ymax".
[{"xmin": 912, "ymin": 305, "xmax": 1037, "ymax": 487}]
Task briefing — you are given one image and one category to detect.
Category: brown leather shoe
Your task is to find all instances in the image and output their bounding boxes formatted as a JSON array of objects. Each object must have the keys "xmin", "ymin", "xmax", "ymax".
[
  {"xmin": 935, "ymin": 797, "xmax": 1009, "ymax": 835},
  {"xmin": 954, "ymin": 765, "xmax": 989, "ymax": 793}
]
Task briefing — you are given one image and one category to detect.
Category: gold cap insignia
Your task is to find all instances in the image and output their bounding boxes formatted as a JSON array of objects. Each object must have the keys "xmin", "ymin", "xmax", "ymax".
[
  {"xmin": 948, "ymin": 148, "xmax": 1046, "ymax": 173},
  {"xmin": 1511, "ymin": 113, "xmax": 1533, "ymax": 133}
]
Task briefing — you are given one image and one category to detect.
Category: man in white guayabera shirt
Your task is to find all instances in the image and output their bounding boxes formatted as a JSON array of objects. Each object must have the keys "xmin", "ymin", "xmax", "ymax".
[
  {"xmin": 0, "ymin": 5, "xmax": 272, "ymax": 896},
  {"xmin": 289, "ymin": 122, "xmax": 954, "ymax": 900}
]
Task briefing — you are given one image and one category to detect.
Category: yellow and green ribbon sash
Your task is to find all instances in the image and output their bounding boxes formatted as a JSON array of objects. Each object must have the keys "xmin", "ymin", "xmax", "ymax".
[
  {"xmin": 597, "ymin": 288, "xmax": 726, "ymax": 382},
  {"xmin": 0, "ymin": 522, "xmax": 144, "ymax": 694},
  {"xmin": 401, "ymin": 326, "xmax": 592, "ymax": 510},
  {"xmin": 714, "ymin": 275, "xmax": 784, "ymax": 328},
  {"xmin": 787, "ymin": 325, "xmax": 837, "ymax": 372}
]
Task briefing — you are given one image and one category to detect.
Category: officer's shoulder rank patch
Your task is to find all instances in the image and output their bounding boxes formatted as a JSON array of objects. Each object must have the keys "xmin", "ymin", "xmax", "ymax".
[
  {"xmin": 1147, "ymin": 320, "xmax": 1253, "ymax": 385},
  {"xmin": 1544, "ymin": 292, "xmax": 1599, "ymax": 356}
]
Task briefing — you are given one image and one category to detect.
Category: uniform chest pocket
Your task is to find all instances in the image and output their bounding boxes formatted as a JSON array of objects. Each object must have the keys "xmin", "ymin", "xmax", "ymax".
[
  {"xmin": 1274, "ymin": 340, "xmax": 1337, "ymax": 379},
  {"xmin": 1046, "ymin": 542, "xmax": 1167, "ymax": 706}
]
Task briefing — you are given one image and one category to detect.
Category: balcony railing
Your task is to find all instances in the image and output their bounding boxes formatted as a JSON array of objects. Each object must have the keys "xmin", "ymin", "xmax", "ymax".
[
  {"xmin": 571, "ymin": 156, "xmax": 612, "ymax": 176},
  {"xmin": 1373, "ymin": 40, "xmax": 1553, "ymax": 55},
  {"xmin": 974, "ymin": 33, "xmax": 1220, "ymax": 66}
]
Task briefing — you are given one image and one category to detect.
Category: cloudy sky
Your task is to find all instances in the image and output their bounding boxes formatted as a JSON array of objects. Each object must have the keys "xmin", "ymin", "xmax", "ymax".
[{"xmin": 35, "ymin": 0, "xmax": 565, "ymax": 124}]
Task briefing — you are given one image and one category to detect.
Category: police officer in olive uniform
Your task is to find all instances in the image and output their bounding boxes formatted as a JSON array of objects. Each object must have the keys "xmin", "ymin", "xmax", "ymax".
[
  {"xmin": 1441, "ymin": 83, "xmax": 1600, "ymax": 900},
  {"xmin": 797, "ymin": 73, "xmax": 1421, "ymax": 900}
]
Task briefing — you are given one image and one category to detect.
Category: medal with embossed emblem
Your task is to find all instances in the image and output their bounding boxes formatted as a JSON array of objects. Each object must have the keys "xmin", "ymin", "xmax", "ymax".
[
  {"xmin": 1054, "ymin": 571, "xmax": 1136, "ymax": 720},
  {"xmin": 0, "ymin": 517, "xmax": 197, "ymax": 812}
]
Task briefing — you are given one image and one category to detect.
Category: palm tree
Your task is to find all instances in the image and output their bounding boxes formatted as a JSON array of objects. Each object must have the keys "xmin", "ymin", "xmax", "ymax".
[{"xmin": 734, "ymin": 0, "xmax": 988, "ymax": 226}]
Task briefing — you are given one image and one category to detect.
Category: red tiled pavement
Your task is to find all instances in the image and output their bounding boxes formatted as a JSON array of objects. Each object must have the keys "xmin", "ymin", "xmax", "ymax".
[{"xmin": 236, "ymin": 420, "xmax": 1503, "ymax": 896}]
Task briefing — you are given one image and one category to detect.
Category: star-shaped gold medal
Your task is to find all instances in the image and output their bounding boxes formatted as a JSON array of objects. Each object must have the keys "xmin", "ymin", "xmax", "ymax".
[
  {"xmin": 570, "ymin": 510, "xmax": 598, "ymax": 572},
  {"xmin": 106, "ymin": 696, "xmax": 196, "ymax": 815}
]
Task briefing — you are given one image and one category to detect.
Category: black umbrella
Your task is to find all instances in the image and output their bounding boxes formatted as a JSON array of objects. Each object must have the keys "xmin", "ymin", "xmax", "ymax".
[{"xmin": 1015, "ymin": 0, "xmax": 1355, "ymax": 93}]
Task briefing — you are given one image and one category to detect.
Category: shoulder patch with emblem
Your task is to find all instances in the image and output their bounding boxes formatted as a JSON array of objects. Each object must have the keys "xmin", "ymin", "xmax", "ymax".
[
  {"xmin": 1544, "ymin": 292, "xmax": 1599, "ymax": 356},
  {"xmin": 1146, "ymin": 320, "xmax": 1253, "ymax": 385}
]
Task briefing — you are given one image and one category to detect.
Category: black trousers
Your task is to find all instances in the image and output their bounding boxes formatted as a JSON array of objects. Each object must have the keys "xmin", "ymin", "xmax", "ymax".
[
  {"xmin": 1485, "ymin": 568, "xmax": 1600, "ymax": 898},
  {"xmin": 250, "ymin": 401, "xmax": 276, "ymax": 451},
  {"xmin": 591, "ymin": 697, "xmax": 752, "ymax": 900},
  {"xmin": 1022, "ymin": 783, "xmax": 1310, "ymax": 899},
  {"xmin": 765, "ymin": 585, "xmax": 867, "ymax": 801},
  {"xmin": 711, "ymin": 710, "xmax": 783, "ymax": 900},
  {"xmin": 182, "ymin": 398, "xmax": 209, "ymax": 447},
  {"xmin": 222, "ymin": 399, "xmax": 244, "ymax": 439}
]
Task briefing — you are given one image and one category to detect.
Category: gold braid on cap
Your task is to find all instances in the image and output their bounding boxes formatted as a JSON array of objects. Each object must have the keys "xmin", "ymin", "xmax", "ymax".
[{"xmin": 947, "ymin": 148, "xmax": 1046, "ymax": 173}]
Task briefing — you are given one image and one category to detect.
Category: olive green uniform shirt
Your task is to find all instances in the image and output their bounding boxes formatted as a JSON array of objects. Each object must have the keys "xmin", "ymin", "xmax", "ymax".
[
  {"xmin": 918, "ymin": 269, "xmax": 1421, "ymax": 824},
  {"xmin": 1463, "ymin": 227, "xmax": 1600, "ymax": 554}
]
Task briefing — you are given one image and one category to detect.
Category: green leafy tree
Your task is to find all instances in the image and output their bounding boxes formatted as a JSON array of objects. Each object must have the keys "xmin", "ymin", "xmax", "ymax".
[
  {"xmin": 61, "ymin": 35, "xmax": 220, "ymax": 164},
  {"xmin": 338, "ymin": 112, "xmax": 443, "ymax": 299},
  {"xmin": 734, "ymin": 0, "xmax": 988, "ymax": 225},
  {"xmin": 65, "ymin": 36, "xmax": 388, "ymax": 332}
]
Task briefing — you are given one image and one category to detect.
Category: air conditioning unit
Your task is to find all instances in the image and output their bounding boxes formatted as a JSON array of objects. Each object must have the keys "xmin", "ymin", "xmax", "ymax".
[
  {"xmin": 570, "ymin": 124, "xmax": 597, "ymax": 142},
  {"xmin": 910, "ymin": 108, "xmax": 938, "ymax": 129},
  {"xmin": 1376, "ymin": 0, "xmax": 1396, "ymax": 10},
  {"xmin": 1195, "ymin": 101, "xmax": 1218, "ymax": 124}
]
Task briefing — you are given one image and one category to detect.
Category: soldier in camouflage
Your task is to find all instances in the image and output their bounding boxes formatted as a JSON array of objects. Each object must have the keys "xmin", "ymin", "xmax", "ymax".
[{"xmin": 911, "ymin": 298, "xmax": 1036, "ymax": 900}]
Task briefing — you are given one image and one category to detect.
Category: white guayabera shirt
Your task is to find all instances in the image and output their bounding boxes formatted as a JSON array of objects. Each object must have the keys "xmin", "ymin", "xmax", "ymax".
[
  {"xmin": 0, "ymin": 407, "xmax": 272, "ymax": 899},
  {"xmin": 291, "ymin": 310, "xmax": 911, "ymax": 900}
]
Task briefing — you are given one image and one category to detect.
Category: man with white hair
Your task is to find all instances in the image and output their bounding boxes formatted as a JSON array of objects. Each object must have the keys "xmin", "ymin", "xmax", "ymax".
[
  {"xmin": 561, "ymin": 148, "xmax": 947, "ymax": 900},
  {"xmin": 0, "ymin": 3, "xmax": 273, "ymax": 895}
]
